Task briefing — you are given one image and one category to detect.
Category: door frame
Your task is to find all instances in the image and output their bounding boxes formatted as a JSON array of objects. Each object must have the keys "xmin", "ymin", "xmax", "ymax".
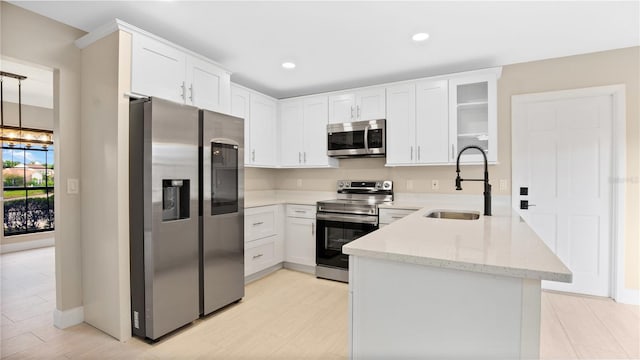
[{"xmin": 512, "ymin": 84, "xmax": 631, "ymax": 303}]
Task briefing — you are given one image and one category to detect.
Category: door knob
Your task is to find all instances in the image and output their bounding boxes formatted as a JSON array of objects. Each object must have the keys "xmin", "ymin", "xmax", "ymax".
[{"xmin": 520, "ymin": 200, "xmax": 536, "ymax": 210}]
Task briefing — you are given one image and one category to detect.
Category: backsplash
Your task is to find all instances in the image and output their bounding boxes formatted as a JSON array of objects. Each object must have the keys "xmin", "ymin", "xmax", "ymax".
[{"xmin": 246, "ymin": 157, "xmax": 512, "ymax": 195}]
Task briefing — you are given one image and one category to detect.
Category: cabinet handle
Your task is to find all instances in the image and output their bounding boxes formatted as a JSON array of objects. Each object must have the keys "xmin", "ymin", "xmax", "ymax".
[
  {"xmin": 357, "ymin": 105, "xmax": 361, "ymax": 119},
  {"xmin": 350, "ymin": 105, "xmax": 355, "ymax": 120},
  {"xmin": 252, "ymin": 221, "xmax": 264, "ymax": 226},
  {"xmin": 299, "ymin": 152, "xmax": 302, "ymax": 164},
  {"xmin": 303, "ymin": 152, "xmax": 307, "ymax": 163},
  {"xmin": 295, "ymin": 210, "xmax": 306, "ymax": 214},
  {"xmin": 252, "ymin": 149, "xmax": 255, "ymax": 162},
  {"xmin": 312, "ymin": 222, "xmax": 315, "ymax": 236},
  {"xmin": 418, "ymin": 146, "xmax": 421, "ymax": 161},
  {"xmin": 189, "ymin": 84, "xmax": 193, "ymax": 102},
  {"xmin": 180, "ymin": 81, "xmax": 186, "ymax": 101},
  {"xmin": 410, "ymin": 146, "xmax": 413, "ymax": 161},
  {"xmin": 253, "ymin": 254, "xmax": 263, "ymax": 259}
]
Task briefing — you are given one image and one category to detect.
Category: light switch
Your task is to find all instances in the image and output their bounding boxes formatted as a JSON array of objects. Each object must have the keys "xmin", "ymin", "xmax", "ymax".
[{"xmin": 67, "ymin": 178, "xmax": 79, "ymax": 194}]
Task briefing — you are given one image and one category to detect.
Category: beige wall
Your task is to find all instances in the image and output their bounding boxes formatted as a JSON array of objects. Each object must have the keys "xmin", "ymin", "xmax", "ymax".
[
  {"xmin": 265, "ymin": 47, "xmax": 640, "ymax": 291},
  {"xmin": 1, "ymin": 2, "xmax": 86, "ymax": 311},
  {"xmin": 1, "ymin": 101, "xmax": 53, "ymax": 130},
  {"xmin": 80, "ymin": 31, "xmax": 132, "ymax": 341}
]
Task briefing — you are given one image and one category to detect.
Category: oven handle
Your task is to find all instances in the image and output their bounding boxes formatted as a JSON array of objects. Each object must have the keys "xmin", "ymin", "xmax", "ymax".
[
  {"xmin": 316, "ymin": 212, "xmax": 379, "ymax": 225},
  {"xmin": 364, "ymin": 125, "xmax": 370, "ymax": 153}
]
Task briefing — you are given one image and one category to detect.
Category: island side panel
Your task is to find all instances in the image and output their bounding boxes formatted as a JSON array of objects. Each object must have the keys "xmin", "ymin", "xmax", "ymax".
[
  {"xmin": 349, "ymin": 255, "xmax": 538, "ymax": 359},
  {"xmin": 521, "ymin": 278, "xmax": 542, "ymax": 359}
]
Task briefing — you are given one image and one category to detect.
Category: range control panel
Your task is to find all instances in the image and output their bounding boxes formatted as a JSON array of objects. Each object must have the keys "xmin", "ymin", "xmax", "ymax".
[{"xmin": 337, "ymin": 180, "xmax": 393, "ymax": 192}]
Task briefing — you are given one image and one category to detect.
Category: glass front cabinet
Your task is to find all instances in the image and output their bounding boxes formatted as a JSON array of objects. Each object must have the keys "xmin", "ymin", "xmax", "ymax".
[{"xmin": 448, "ymin": 72, "xmax": 498, "ymax": 164}]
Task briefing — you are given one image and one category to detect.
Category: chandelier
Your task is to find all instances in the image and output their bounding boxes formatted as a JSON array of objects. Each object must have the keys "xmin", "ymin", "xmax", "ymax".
[{"xmin": 0, "ymin": 70, "xmax": 54, "ymax": 148}]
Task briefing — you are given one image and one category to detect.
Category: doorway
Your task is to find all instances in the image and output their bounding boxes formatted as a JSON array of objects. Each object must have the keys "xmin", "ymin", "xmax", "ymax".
[{"xmin": 512, "ymin": 85, "xmax": 625, "ymax": 298}]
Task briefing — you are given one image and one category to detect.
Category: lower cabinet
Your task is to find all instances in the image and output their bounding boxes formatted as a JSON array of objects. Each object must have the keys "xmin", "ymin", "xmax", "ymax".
[
  {"xmin": 284, "ymin": 205, "xmax": 317, "ymax": 267},
  {"xmin": 244, "ymin": 205, "xmax": 283, "ymax": 277}
]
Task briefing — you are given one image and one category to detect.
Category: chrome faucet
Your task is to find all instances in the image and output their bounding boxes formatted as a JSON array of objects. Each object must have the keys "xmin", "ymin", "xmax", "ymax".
[{"xmin": 455, "ymin": 146, "xmax": 492, "ymax": 216}]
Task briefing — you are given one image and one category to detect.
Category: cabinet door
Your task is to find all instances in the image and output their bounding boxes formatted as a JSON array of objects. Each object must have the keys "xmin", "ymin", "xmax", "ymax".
[
  {"xmin": 416, "ymin": 79, "xmax": 449, "ymax": 164},
  {"xmin": 302, "ymin": 96, "xmax": 330, "ymax": 166},
  {"xmin": 328, "ymin": 93, "xmax": 355, "ymax": 123},
  {"xmin": 285, "ymin": 217, "xmax": 316, "ymax": 267},
  {"xmin": 449, "ymin": 74, "xmax": 497, "ymax": 163},
  {"xmin": 249, "ymin": 94, "xmax": 277, "ymax": 166},
  {"xmin": 131, "ymin": 33, "xmax": 186, "ymax": 103},
  {"xmin": 231, "ymin": 85, "xmax": 251, "ymax": 165},
  {"xmin": 279, "ymin": 100, "xmax": 305, "ymax": 166},
  {"xmin": 186, "ymin": 55, "xmax": 230, "ymax": 113},
  {"xmin": 356, "ymin": 87, "xmax": 386, "ymax": 121},
  {"xmin": 385, "ymin": 83, "xmax": 416, "ymax": 165}
]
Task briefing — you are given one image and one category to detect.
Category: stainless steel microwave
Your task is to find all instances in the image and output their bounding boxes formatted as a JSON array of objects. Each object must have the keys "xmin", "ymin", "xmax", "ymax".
[{"xmin": 327, "ymin": 119, "xmax": 386, "ymax": 158}]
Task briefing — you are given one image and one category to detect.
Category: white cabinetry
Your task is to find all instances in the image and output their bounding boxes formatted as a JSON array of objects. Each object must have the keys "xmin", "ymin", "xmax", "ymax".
[
  {"xmin": 285, "ymin": 205, "xmax": 316, "ymax": 267},
  {"xmin": 448, "ymin": 72, "xmax": 498, "ymax": 163},
  {"xmin": 230, "ymin": 83, "xmax": 278, "ymax": 168},
  {"xmin": 279, "ymin": 96, "xmax": 338, "ymax": 168},
  {"xmin": 329, "ymin": 87, "xmax": 386, "ymax": 123},
  {"xmin": 386, "ymin": 80, "xmax": 448, "ymax": 166},
  {"xmin": 131, "ymin": 32, "xmax": 230, "ymax": 112},
  {"xmin": 245, "ymin": 205, "xmax": 283, "ymax": 276}
]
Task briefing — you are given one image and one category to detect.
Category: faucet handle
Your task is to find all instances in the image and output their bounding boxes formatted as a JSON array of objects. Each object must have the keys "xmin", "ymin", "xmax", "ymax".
[{"xmin": 455, "ymin": 175, "xmax": 462, "ymax": 190}]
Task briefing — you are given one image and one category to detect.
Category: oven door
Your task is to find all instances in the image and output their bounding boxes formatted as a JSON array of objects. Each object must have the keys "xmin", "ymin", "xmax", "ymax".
[{"xmin": 316, "ymin": 212, "xmax": 378, "ymax": 269}]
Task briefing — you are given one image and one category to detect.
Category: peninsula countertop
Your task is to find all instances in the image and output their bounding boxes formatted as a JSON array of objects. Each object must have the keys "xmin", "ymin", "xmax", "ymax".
[{"xmin": 342, "ymin": 203, "xmax": 572, "ymax": 282}]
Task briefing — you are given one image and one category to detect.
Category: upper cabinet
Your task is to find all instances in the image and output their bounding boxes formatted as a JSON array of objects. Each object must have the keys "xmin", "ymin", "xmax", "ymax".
[
  {"xmin": 448, "ymin": 72, "xmax": 498, "ymax": 164},
  {"xmin": 279, "ymin": 96, "xmax": 338, "ymax": 168},
  {"xmin": 130, "ymin": 31, "xmax": 231, "ymax": 113},
  {"xmin": 231, "ymin": 84, "xmax": 278, "ymax": 167},
  {"xmin": 386, "ymin": 80, "xmax": 449, "ymax": 166},
  {"xmin": 328, "ymin": 87, "xmax": 386, "ymax": 123}
]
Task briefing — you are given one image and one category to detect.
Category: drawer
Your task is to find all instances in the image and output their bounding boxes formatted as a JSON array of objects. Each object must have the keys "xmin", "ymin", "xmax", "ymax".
[
  {"xmin": 245, "ymin": 236, "xmax": 276, "ymax": 275},
  {"xmin": 245, "ymin": 206, "xmax": 277, "ymax": 242},
  {"xmin": 379, "ymin": 209, "xmax": 415, "ymax": 224},
  {"xmin": 286, "ymin": 204, "xmax": 316, "ymax": 219}
]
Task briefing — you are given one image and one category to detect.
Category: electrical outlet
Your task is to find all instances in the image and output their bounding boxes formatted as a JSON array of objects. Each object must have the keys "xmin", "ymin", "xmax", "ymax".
[
  {"xmin": 499, "ymin": 179, "xmax": 508, "ymax": 192},
  {"xmin": 296, "ymin": 179, "xmax": 302, "ymax": 188},
  {"xmin": 431, "ymin": 179, "xmax": 439, "ymax": 190},
  {"xmin": 406, "ymin": 180, "xmax": 414, "ymax": 190}
]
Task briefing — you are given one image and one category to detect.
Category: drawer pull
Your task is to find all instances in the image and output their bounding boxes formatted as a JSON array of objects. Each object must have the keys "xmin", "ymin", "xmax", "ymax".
[
  {"xmin": 391, "ymin": 216, "xmax": 404, "ymax": 219},
  {"xmin": 252, "ymin": 222, "xmax": 264, "ymax": 226},
  {"xmin": 295, "ymin": 210, "xmax": 306, "ymax": 214},
  {"xmin": 252, "ymin": 254, "xmax": 263, "ymax": 259}
]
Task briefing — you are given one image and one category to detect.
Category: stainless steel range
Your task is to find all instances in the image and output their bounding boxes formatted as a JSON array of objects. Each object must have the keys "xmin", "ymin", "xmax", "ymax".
[{"xmin": 316, "ymin": 180, "xmax": 393, "ymax": 282}]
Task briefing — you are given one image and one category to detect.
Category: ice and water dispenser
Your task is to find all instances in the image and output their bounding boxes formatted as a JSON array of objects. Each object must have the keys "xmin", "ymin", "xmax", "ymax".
[{"xmin": 162, "ymin": 179, "xmax": 190, "ymax": 221}]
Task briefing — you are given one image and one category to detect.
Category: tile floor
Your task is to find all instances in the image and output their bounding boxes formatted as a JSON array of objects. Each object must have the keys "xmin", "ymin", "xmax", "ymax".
[{"xmin": 1, "ymin": 247, "xmax": 638, "ymax": 359}]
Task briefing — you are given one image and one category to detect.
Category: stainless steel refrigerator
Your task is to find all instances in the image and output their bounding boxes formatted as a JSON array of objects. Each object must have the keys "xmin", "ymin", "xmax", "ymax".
[
  {"xmin": 200, "ymin": 109, "xmax": 244, "ymax": 316},
  {"xmin": 129, "ymin": 98, "xmax": 244, "ymax": 340}
]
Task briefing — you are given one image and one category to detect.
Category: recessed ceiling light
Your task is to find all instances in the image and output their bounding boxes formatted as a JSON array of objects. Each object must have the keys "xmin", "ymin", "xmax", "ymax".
[
  {"xmin": 282, "ymin": 62, "xmax": 296, "ymax": 69},
  {"xmin": 412, "ymin": 33, "xmax": 430, "ymax": 42}
]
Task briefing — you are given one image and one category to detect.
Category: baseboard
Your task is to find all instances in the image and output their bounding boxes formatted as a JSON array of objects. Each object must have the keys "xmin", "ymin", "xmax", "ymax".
[
  {"xmin": 244, "ymin": 263, "xmax": 284, "ymax": 284},
  {"xmin": 0, "ymin": 238, "xmax": 55, "ymax": 254},
  {"xmin": 283, "ymin": 262, "xmax": 316, "ymax": 275},
  {"xmin": 53, "ymin": 306, "xmax": 84, "ymax": 329},
  {"xmin": 615, "ymin": 288, "xmax": 640, "ymax": 305}
]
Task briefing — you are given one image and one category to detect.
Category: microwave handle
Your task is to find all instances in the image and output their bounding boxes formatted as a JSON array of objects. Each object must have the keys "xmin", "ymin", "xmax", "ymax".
[{"xmin": 364, "ymin": 125, "xmax": 370, "ymax": 153}]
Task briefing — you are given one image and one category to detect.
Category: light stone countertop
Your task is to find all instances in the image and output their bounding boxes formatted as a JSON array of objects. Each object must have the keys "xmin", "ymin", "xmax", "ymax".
[
  {"xmin": 343, "ymin": 202, "xmax": 572, "ymax": 282},
  {"xmin": 244, "ymin": 190, "xmax": 334, "ymax": 208}
]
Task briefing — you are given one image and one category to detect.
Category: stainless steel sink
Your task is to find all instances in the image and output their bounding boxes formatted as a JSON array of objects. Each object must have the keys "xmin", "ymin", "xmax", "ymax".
[{"xmin": 425, "ymin": 210, "xmax": 480, "ymax": 220}]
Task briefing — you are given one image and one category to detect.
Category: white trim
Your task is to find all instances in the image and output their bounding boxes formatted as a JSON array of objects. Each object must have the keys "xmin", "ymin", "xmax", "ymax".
[
  {"xmin": 512, "ymin": 84, "xmax": 628, "ymax": 303},
  {"xmin": 53, "ymin": 306, "xmax": 84, "ymax": 329},
  {"xmin": 0, "ymin": 237, "xmax": 55, "ymax": 254},
  {"xmin": 75, "ymin": 19, "xmax": 231, "ymax": 73}
]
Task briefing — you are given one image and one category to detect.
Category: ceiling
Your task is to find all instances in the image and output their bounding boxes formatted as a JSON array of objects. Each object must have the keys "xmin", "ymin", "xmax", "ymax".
[
  {"xmin": 1, "ymin": 58, "xmax": 53, "ymax": 109},
  {"xmin": 8, "ymin": 1, "xmax": 640, "ymax": 99}
]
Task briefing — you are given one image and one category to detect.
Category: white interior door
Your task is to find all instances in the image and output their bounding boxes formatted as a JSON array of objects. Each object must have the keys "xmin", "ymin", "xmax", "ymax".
[{"xmin": 512, "ymin": 91, "xmax": 612, "ymax": 297}]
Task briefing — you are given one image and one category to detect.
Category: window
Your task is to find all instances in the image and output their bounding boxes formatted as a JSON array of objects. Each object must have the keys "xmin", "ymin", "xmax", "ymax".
[{"xmin": 2, "ymin": 144, "xmax": 54, "ymax": 235}]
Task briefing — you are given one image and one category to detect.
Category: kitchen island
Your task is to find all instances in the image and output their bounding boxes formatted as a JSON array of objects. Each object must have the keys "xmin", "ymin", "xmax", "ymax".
[{"xmin": 342, "ymin": 203, "xmax": 571, "ymax": 360}]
